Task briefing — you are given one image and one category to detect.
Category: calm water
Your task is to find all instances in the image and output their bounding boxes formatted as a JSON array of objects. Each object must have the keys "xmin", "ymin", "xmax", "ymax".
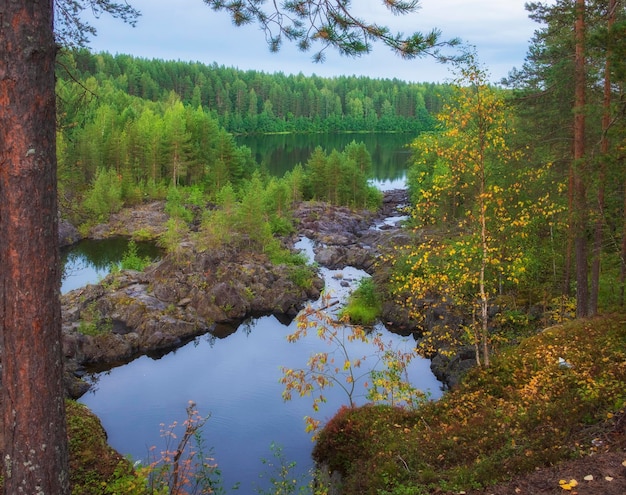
[
  {"xmin": 61, "ymin": 238, "xmax": 162, "ymax": 294},
  {"xmin": 78, "ymin": 262, "xmax": 442, "ymax": 493},
  {"xmin": 236, "ymin": 132, "xmax": 415, "ymax": 185},
  {"xmin": 70, "ymin": 134, "xmax": 431, "ymax": 493}
]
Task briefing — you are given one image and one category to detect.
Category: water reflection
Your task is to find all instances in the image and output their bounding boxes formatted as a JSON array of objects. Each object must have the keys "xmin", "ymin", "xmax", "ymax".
[
  {"xmin": 78, "ymin": 240, "xmax": 441, "ymax": 492},
  {"xmin": 236, "ymin": 132, "xmax": 415, "ymax": 182},
  {"xmin": 61, "ymin": 238, "xmax": 162, "ymax": 294},
  {"xmin": 80, "ymin": 312, "xmax": 442, "ymax": 493}
]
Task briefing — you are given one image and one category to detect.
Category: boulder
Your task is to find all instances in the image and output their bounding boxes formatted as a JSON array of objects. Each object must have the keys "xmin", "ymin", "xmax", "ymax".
[{"xmin": 59, "ymin": 218, "xmax": 81, "ymax": 247}]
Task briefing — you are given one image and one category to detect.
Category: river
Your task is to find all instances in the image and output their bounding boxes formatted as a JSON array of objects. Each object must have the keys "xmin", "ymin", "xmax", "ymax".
[{"xmin": 70, "ymin": 133, "xmax": 440, "ymax": 493}]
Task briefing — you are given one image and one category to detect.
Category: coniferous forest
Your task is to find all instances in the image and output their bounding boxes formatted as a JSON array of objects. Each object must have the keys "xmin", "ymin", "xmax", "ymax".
[{"xmin": 56, "ymin": 48, "xmax": 450, "ymax": 224}]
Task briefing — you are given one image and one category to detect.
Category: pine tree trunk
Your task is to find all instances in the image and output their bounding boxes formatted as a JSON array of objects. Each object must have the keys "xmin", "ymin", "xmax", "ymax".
[
  {"xmin": 621, "ymin": 169, "xmax": 626, "ymax": 306},
  {"xmin": 590, "ymin": 0, "xmax": 616, "ymax": 316},
  {"xmin": 573, "ymin": 0, "xmax": 589, "ymax": 318},
  {"xmin": 0, "ymin": 2, "xmax": 70, "ymax": 493}
]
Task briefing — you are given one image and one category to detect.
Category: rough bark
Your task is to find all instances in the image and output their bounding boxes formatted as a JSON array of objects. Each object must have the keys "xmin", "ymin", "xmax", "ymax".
[
  {"xmin": 573, "ymin": 0, "xmax": 589, "ymax": 318},
  {"xmin": 0, "ymin": 1, "xmax": 70, "ymax": 493},
  {"xmin": 591, "ymin": 0, "xmax": 617, "ymax": 316}
]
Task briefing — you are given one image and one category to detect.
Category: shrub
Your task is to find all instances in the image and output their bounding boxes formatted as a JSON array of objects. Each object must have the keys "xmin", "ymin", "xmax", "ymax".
[
  {"xmin": 312, "ymin": 315, "xmax": 626, "ymax": 494},
  {"xmin": 82, "ymin": 167, "xmax": 123, "ymax": 222},
  {"xmin": 340, "ymin": 277, "xmax": 382, "ymax": 325},
  {"xmin": 118, "ymin": 240, "xmax": 152, "ymax": 271}
]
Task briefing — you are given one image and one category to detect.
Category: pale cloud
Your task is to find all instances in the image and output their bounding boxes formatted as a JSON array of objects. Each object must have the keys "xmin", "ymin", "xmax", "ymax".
[{"xmin": 84, "ymin": 0, "xmax": 539, "ymax": 83}]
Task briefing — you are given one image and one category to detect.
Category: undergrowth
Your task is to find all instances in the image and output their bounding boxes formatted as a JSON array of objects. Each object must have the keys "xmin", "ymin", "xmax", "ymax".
[{"xmin": 313, "ymin": 313, "xmax": 626, "ymax": 494}]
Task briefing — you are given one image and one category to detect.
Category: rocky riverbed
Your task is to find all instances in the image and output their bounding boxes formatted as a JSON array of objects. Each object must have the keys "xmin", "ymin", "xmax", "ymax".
[{"xmin": 61, "ymin": 190, "xmax": 472, "ymax": 397}]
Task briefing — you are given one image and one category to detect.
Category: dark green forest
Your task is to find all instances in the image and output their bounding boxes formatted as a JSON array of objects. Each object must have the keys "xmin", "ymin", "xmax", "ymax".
[{"xmin": 62, "ymin": 49, "xmax": 448, "ymax": 134}]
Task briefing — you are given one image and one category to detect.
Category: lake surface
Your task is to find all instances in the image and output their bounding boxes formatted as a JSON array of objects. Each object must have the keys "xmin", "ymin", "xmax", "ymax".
[
  {"xmin": 70, "ymin": 249, "xmax": 442, "ymax": 493},
  {"xmin": 61, "ymin": 238, "xmax": 162, "ymax": 294},
  {"xmin": 236, "ymin": 132, "xmax": 415, "ymax": 188},
  {"xmin": 78, "ymin": 261, "xmax": 443, "ymax": 493}
]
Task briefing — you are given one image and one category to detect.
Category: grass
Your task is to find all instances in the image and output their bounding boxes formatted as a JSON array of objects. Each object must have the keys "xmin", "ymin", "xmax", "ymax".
[
  {"xmin": 313, "ymin": 313, "xmax": 626, "ymax": 495},
  {"xmin": 340, "ymin": 277, "xmax": 382, "ymax": 325}
]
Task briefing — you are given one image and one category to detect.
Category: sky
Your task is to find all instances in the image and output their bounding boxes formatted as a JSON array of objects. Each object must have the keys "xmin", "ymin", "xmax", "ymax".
[{"xmin": 83, "ymin": 0, "xmax": 541, "ymax": 84}]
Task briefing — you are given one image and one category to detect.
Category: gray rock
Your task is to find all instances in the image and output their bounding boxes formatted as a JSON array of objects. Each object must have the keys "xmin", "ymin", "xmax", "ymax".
[{"xmin": 59, "ymin": 219, "xmax": 81, "ymax": 247}]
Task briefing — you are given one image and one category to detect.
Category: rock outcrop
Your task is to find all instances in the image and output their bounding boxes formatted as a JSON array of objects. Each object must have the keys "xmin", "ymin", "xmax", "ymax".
[
  {"xmin": 62, "ymin": 245, "xmax": 323, "ymax": 396},
  {"xmin": 62, "ymin": 189, "xmax": 473, "ymax": 395}
]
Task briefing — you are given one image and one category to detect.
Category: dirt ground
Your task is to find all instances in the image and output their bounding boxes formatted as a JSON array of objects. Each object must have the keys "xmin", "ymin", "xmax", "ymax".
[
  {"xmin": 466, "ymin": 415, "xmax": 626, "ymax": 495},
  {"xmin": 466, "ymin": 451, "xmax": 626, "ymax": 495}
]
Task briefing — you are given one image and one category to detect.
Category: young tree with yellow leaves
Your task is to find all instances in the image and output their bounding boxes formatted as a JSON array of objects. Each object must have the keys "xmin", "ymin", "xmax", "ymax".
[{"xmin": 395, "ymin": 53, "xmax": 558, "ymax": 367}]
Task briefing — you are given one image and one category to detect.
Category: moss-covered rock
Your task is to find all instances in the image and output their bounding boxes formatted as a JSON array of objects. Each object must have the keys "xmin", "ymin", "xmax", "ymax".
[{"xmin": 67, "ymin": 400, "xmax": 145, "ymax": 495}]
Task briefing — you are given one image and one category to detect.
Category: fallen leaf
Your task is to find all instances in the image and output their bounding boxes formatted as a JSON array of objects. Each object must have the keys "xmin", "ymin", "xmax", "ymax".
[
  {"xmin": 559, "ymin": 479, "xmax": 578, "ymax": 491},
  {"xmin": 559, "ymin": 480, "xmax": 572, "ymax": 491},
  {"xmin": 583, "ymin": 475, "xmax": 593, "ymax": 481},
  {"xmin": 605, "ymin": 476, "xmax": 614, "ymax": 482}
]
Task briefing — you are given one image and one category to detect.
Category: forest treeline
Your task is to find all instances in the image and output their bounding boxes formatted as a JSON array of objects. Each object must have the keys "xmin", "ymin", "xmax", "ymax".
[{"xmin": 60, "ymin": 48, "xmax": 449, "ymax": 134}]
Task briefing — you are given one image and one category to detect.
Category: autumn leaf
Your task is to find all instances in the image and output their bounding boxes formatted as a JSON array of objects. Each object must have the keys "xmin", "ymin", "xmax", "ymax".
[{"xmin": 559, "ymin": 479, "xmax": 578, "ymax": 490}]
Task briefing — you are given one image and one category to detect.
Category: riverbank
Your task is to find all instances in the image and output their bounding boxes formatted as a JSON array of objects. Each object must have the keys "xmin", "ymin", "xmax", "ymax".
[
  {"xmin": 61, "ymin": 189, "xmax": 435, "ymax": 397},
  {"xmin": 312, "ymin": 313, "xmax": 626, "ymax": 494}
]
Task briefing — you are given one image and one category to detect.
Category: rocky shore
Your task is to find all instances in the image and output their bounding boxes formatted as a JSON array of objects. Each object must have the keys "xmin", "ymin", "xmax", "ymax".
[{"xmin": 61, "ymin": 190, "xmax": 472, "ymax": 397}]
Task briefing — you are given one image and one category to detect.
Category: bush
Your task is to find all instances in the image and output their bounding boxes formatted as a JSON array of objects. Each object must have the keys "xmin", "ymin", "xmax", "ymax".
[
  {"xmin": 116, "ymin": 240, "xmax": 153, "ymax": 271},
  {"xmin": 340, "ymin": 277, "xmax": 382, "ymax": 325},
  {"xmin": 82, "ymin": 167, "xmax": 123, "ymax": 222},
  {"xmin": 312, "ymin": 314, "xmax": 626, "ymax": 494}
]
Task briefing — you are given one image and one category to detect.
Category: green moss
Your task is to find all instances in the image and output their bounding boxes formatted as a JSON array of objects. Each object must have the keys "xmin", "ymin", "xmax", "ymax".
[
  {"xmin": 340, "ymin": 277, "xmax": 382, "ymax": 325},
  {"xmin": 313, "ymin": 314, "xmax": 626, "ymax": 495},
  {"xmin": 67, "ymin": 400, "xmax": 149, "ymax": 495}
]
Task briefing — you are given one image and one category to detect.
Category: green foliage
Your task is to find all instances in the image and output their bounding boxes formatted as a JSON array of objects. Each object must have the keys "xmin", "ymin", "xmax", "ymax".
[
  {"xmin": 77, "ymin": 301, "xmax": 111, "ymax": 336},
  {"xmin": 58, "ymin": 48, "xmax": 443, "ymax": 137},
  {"xmin": 101, "ymin": 462, "xmax": 154, "ymax": 495},
  {"xmin": 256, "ymin": 443, "xmax": 310, "ymax": 495},
  {"xmin": 159, "ymin": 217, "xmax": 189, "ymax": 257},
  {"xmin": 287, "ymin": 265, "xmax": 316, "ymax": 290},
  {"xmin": 55, "ymin": 48, "xmax": 444, "ymax": 223},
  {"xmin": 118, "ymin": 240, "xmax": 152, "ymax": 271},
  {"xmin": 165, "ymin": 184, "xmax": 194, "ymax": 223},
  {"xmin": 207, "ymin": 0, "xmax": 459, "ymax": 62},
  {"xmin": 367, "ymin": 346, "xmax": 426, "ymax": 409},
  {"xmin": 302, "ymin": 142, "xmax": 382, "ymax": 208},
  {"xmin": 312, "ymin": 314, "xmax": 626, "ymax": 495},
  {"xmin": 340, "ymin": 277, "xmax": 382, "ymax": 325},
  {"xmin": 132, "ymin": 227, "xmax": 157, "ymax": 242},
  {"xmin": 82, "ymin": 167, "xmax": 123, "ymax": 222}
]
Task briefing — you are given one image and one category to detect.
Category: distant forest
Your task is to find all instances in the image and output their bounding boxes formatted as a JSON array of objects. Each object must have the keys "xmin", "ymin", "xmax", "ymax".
[{"xmin": 59, "ymin": 48, "xmax": 452, "ymax": 134}]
